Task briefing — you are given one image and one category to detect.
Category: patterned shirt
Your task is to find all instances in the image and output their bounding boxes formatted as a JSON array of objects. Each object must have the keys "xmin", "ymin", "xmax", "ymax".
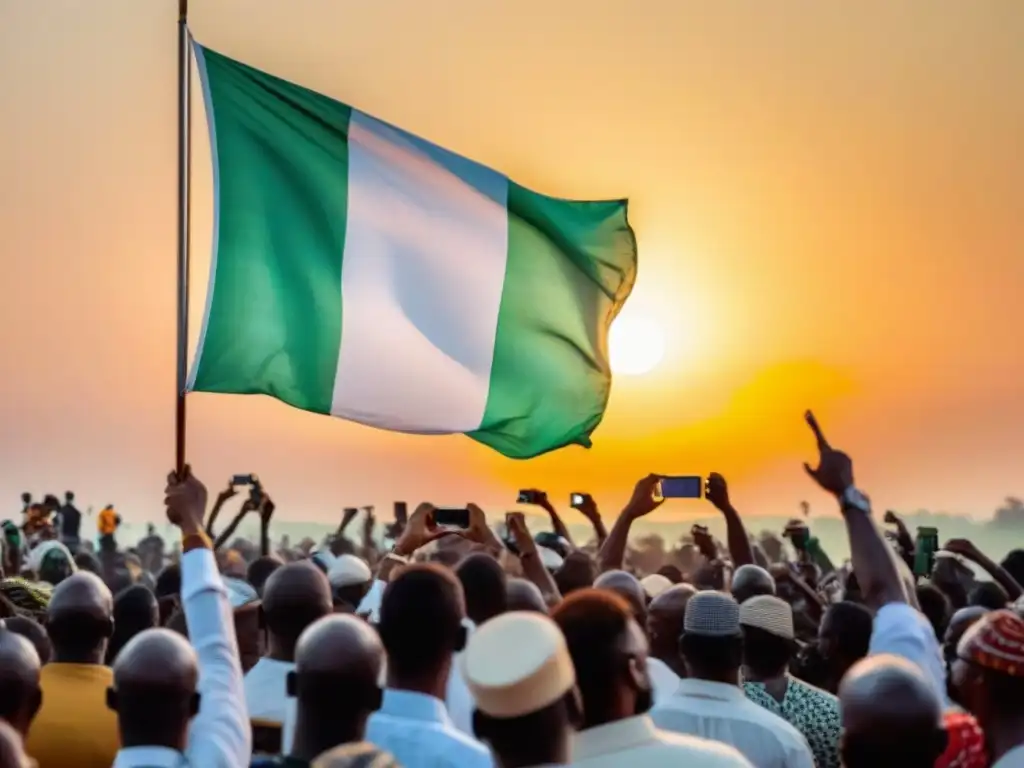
[{"xmin": 743, "ymin": 676, "xmax": 840, "ymax": 768}]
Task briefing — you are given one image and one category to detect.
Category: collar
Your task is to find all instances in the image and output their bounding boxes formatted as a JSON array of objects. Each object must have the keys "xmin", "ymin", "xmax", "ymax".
[
  {"xmin": 379, "ymin": 689, "xmax": 451, "ymax": 725},
  {"xmin": 113, "ymin": 746, "xmax": 186, "ymax": 768},
  {"xmin": 574, "ymin": 715, "xmax": 658, "ymax": 760},
  {"xmin": 675, "ymin": 678, "xmax": 747, "ymax": 702}
]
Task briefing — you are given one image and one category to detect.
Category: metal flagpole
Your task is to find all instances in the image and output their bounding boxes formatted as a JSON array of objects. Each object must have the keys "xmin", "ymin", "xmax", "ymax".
[{"xmin": 175, "ymin": 0, "xmax": 192, "ymax": 475}]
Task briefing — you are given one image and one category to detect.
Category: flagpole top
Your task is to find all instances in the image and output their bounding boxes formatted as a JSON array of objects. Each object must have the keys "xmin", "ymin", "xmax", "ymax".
[{"xmin": 179, "ymin": 0, "xmax": 188, "ymax": 22}]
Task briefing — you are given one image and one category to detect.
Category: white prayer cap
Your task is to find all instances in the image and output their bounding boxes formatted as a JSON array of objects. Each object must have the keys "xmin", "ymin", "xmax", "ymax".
[
  {"xmin": 641, "ymin": 573, "xmax": 673, "ymax": 600},
  {"xmin": 538, "ymin": 546, "xmax": 564, "ymax": 571},
  {"xmin": 739, "ymin": 595, "xmax": 795, "ymax": 640},
  {"xmin": 328, "ymin": 554, "xmax": 372, "ymax": 588},
  {"xmin": 460, "ymin": 611, "xmax": 575, "ymax": 719}
]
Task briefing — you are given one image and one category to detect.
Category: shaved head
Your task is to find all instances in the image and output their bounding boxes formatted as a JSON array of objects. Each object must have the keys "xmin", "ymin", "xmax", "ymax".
[
  {"xmin": 113, "ymin": 628, "xmax": 198, "ymax": 693},
  {"xmin": 839, "ymin": 654, "xmax": 946, "ymax": 768},
  {"xmin": 289, "ymin": 615, "xmax": 386, "ymax": 761},
  {"xmin": 594, "ymin": 570, "xmax": 646, "ymax": 622},
  {"xmin": 506, "ymin": 578, "xmax": 547, "ymax": 613},
  {"xmin": 263, "ymin": 562, "xmax": 333, "ymax": 656},
  {"xmin": 944, "ymin": 606, "xmax": 987, "ymax": 654},
  {"xmin": 110, "ymin": 628, "xmax": 200, "ymax": 751},
  {"xmin": 0, "ymin": 629, "xmax": 41, "ymax": 736},
  {"xmin": 731, "ymin": 565, "xmax": 776, "ymax": 605},
  {"xmin": 46, "ymin": 571, "xmax": 113, "ymax": 661}
]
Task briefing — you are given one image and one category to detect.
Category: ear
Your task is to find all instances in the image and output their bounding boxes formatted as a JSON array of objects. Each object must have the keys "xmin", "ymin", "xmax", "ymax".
[
  {"xmin": 368, "ymin": 685, "xmax": 383, "ymax": 711},
  {"xmin": 188, "ymin": 692, "xmax": 200, "ymax": 718},
  {"xmin": 258, "ymin": 605, "xmax": 266, "ymax": 631},
  {"xmin": 627, "ymin": 655, "xmax": 649, "ymax": 692},
  {"xmin": 286, "ymin": 671, "xmax": 297, "ymax": 698},
  {"xmin": 29, "ymin": 687, "xmax": 42, "ymax": 722},
  {"xmin": 454, "ymin": 624, "xmax": 468, "ymax": 653},
  {"xmin": 103, "ymin": 616, "xmax": 115, "ymax": 639},
  {"xmin": 105, "ymin": 687, "xmax": 117, "ymax": 713},
  {"xmin": 565, "ymin": 686, "xmax": 584, "ymax": 730}
]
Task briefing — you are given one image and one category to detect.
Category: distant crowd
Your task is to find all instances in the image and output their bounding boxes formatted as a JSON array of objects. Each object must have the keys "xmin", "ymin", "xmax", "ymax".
[{"xmin": 1, "ymin": 412, "xmax": 1023, "ymax": 767}]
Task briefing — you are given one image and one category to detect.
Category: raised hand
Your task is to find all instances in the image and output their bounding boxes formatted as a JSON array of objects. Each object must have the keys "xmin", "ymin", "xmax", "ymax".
[
  {"xmin": 802, "ymin": 410, "xmax": 854, "ymax": 496},
  {"xmin": 705, "ymin": 472, "xmax": 732, "ymax": 512},
  {"xmin": 165, "ymin": 465, "xmax": 208, "ymax": 535},
  {"xmin": 625, "ymin": 474, "xmax": 665, "ymax": 519},
  {"xmin": 393, "ymin": 503, "xmax": 445, "ymax": 557}
]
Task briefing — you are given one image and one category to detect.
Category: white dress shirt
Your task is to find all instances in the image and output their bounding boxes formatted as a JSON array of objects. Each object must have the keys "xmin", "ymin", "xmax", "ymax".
[
  {"xmin": 367, "ymin": 688, "xmax": 493, "ymax": 768},
  {"xmin": 113, "ymin": 547, "xmax": 251, "ymax": 768},
  {"xmin": 868, "ymin": 602, "xmax": 949, "ymax": 706},
  {"xmin": 572, "ymin": 714, "xmax": 753, "ymax": 767},
  {"xmin": 245, "ymin": 657, "xmax": 297, "ymax": 750},
  {"xmin": 445, "ymin": 651, "xmax": 476, "ymax": 735},
  {"xmin": 645, "ymin": 658, "xmax": 681, "ymax": 704},
  {"xmin": 651, "ymin": 678, "xmax": 814, "ymax": 768}
]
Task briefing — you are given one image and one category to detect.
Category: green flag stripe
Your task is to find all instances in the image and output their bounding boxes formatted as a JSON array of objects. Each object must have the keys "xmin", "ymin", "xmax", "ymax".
[
  {"xmin": 188, "ymin": 44, "xmax": 352, "ymax": 414},
  {"xmin": 469, "ymin": 183, "xmax": 638, "ymax": 458}
]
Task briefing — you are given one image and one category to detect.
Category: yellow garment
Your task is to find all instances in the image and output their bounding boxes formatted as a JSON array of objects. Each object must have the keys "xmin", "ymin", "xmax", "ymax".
[
  {"xmin": 97, "ymin": 507, "xmax": 118, "ymax": 536},
  {"xmin": 26, "ymin": 663, "xmax": 120, "ymax": 768}
]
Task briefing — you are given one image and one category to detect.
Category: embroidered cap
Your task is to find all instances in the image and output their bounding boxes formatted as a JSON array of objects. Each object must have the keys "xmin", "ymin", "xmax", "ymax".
[
  {"xmin": 683, "ymin": 590, "xmax": 741, "ymax": 637},
  {"xmin": 329, "ymin": 554, "xmax": 373, "ymax": 588},
  {"xmin": 641, "ymin": 574, "xmax": 673, "ymax": 600},
  {"xmin": 460, "ymin": 611, "xmax": 575, "ymax": 719},
  {"xmin": 740, "ymin": 595, "xmax": 794, "ymax": 640},
  {"xmin": 957, "ymin": 609, "xmax": 1024, "ymax": 678}
]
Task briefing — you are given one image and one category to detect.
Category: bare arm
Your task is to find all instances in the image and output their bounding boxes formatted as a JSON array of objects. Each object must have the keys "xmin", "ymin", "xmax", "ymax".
[
  {"xmin": 946, "ymin": 538, "xmax": 1023, "ymax": 601},
  {"xmin": 213, "ymin": 502, "xmax": 255, "ymax": 551},
  {"xmin": 597, "ymin": 475, "xmax": 663, "ymax": 573},
  {"xmin": 537, "ymin": 496, "xmax": 574, "ymax": 548},
  {"xmin": 706, "ymin": 473, "xmax": 755, "ymax": 567},
  {"xmin": 576, "ymin": 495, "xmax": 608, "ymax": 548},
  {"xmin": 507, "ymin": 512, "xmax": 561, "ymax": 606}
]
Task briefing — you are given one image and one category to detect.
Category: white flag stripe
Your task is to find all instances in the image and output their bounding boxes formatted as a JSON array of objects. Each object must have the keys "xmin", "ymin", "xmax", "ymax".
[{"xmin": 330, "ymin": 109, "xmax": 510, "ymax": 432}]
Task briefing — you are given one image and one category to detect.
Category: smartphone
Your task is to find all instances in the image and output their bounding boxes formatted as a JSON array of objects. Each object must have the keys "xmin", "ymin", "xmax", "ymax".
[
  {"xmin": 517, "ymin": 490, "xmax": 541, "ymax": 504},
  {"xmin": 231, "ymin": 474, "xmax": 257, "ymax": 487},
  {"xmin": 434, "ymin": 508, "xmax": 470, "ymax": 529},
  {"xmin": 914, "ymin": 526, "xmax": 940, "ymax": 577},
  {"xmin": 570, "ymin": 493, "xmax": 587, "ymax": 508},
  {"xmin": 394, "ymin": 502, "xmax": 408, "ymax": 525},
  {"xmin": 659, "ymin": 476, "xmax": 703, "ymax": 499}
]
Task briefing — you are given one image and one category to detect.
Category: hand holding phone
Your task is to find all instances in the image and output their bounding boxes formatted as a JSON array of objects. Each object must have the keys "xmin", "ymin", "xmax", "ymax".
[
  {"xmin": 433, "ymin": 508, "xmax": 471, "ymax": 530},
  {"xmin": 517, "ymin": 489, "xmax": 547, "ymax": 506}
]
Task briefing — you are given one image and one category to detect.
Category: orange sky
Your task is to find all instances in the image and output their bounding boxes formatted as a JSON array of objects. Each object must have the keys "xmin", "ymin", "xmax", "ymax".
[{"xmin": 2, "ymin": 1, "xmax": 1023, "ymax": 525}]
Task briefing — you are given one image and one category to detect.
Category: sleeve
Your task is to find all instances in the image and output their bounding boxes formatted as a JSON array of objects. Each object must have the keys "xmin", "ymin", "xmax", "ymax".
[
  {"xmin": 869, "ymin": 602, "xmax": 949, "ymax": 706},
  {"xmin": 356, "ymin": 579, "xmax": 387, "ymax": 623},
  {"xmin": 180, "ymin": 547, "xmax": 252, "ymax": 767}
]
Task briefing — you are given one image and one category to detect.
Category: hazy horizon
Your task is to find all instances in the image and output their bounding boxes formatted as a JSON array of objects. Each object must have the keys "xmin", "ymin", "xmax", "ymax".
[{"xmin": 3, "ymin": 1, "xmax": 1023, "ymax": 525}]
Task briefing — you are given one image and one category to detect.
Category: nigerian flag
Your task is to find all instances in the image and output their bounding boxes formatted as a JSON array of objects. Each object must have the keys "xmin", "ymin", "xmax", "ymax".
[{"xmin": 186, "ymin": 42, "xmax": 638, "ymax": 459}]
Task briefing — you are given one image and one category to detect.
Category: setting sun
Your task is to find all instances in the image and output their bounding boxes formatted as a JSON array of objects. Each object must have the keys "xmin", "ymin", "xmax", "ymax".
[{"xmin": 609, "ymin": 310, "xmax": 666, "ymax": 376}]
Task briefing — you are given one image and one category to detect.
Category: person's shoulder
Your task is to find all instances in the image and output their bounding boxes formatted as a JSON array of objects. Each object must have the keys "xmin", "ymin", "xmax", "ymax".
[
  {"xmin": 651, "ymin": 730, "xmax": 754, "ymax": 765},
  {"xmin": 789, "ymin": 677, "xmax": 839, "ymax": 707},
  {"xmin": 441, "ymin": 724, "xmax": 491, "ymax": 756}
]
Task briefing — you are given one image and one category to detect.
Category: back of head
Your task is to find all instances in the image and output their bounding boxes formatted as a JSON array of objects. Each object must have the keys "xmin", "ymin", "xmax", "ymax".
[
  {"xmin": 550, "ymin": 588, "xmax": 634, "ymax": 728},
  {"xmin": 111, "ymin": 628, "xmax": 200, "ymax": 748},
  {"xmin": 246, "ymin": 555, "xmax": 283, "ymax": 596},
  {"xmin": 154, "ymin": 564, "xmax": 181, "ymax": 599},
  {"xmin": 680, "ymin": 591, "xmax": 743, "ymax": 680},
  {"xmin": 0, "ymin": 628, "xmax": 42, "ymax": 735},
  {"xmin": 593, "ymin": 570, "xmax": 647, "ymax": 623},
  {"xmin": 820, "ymin": 601, "xmax": 872, "ymax": 664},
  {"xmin": 46, "ymin": 571, "xmax": 114, "ymax": 661},
  {"xmin": 953, "ymin": 609, "xmax": 1024, "ymax": 727},
  {"xmin": 506, "ymin": 577, "xmax": 546, "ymax": 613},
  {"xmin": 378, "ymin": 564, "xmax": 465, "ymax": 684},
  {"xmin": 3, "ymin": 617, "xmax": 51, "ymax": 665},
  {"xmin": 463, "ymin": 612, "xmax": 577, "ymax": 764},
  {"xmin": 915, "ymin": 583, "xmax": 951, "ymax": 640},
  {"xmin": 553, "ymin": 551, "xmax": 596, "ymax": 597},
  {"xmin": 731, "ymin": 564, "xmax": 776, "ymax": 605},
  {"xmin": 456, "ymin": 553, "xmax": 507, "ymax": 626},
  {"xmin": 107, "ymin": 585, "xmax": 160, "ymax": 664},
  {"xmin": 656, "ymin": 564, "xmax": 684, "ymax": 584},
  {"xmin": 968, "ymin": 581, "xmax": 1009, "ymax": 611},
  {"xmin": 1001, "ymin": 549, "xmax": 1024, "ymax": 588},
  {"xmin": 262, "ymin": 561, "xmax": 333, "ymax": 648},
  {"xmin": 839, "ymin": 654, "xmax": 945, "ymax": 768}
]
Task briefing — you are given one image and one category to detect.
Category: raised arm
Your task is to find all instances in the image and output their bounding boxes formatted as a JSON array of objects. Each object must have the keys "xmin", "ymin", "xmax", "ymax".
[
  {"xmin": 597, "ymin": 475, "xmax": 663, "ymax": 573},
  {"xmin": 507, "ymin": 512, "xmax": 561, "ymax": 606},
  {"xmin": 525, "ymin": 490, "xmax": 574, "ymax": 548},
  {"xmin": 705, "ymin": 473, "xmax": 754, "ymax": 568},
  {"xmin": 944, "ymin": 538, "xmax": 1023, "ymax": 601},
  {"xmin": 165, "ymin": 467, "xmax": 250, "ymax": 768}
]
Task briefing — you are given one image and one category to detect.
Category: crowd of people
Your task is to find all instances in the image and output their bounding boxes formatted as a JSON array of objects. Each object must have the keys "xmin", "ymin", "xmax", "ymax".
[{"xmin": 1, "ymin": 411, "xmax": 1023, "ymax": 768}]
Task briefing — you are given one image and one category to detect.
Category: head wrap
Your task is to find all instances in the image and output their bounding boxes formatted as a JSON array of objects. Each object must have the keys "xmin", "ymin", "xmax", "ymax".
[
  {"xmin": 935, "ymin": 711, "xmax": 987, "ymax": 768},
  {"xmin": 957, "ymin": 609, "xmax": 1024, "ymax": 677}
]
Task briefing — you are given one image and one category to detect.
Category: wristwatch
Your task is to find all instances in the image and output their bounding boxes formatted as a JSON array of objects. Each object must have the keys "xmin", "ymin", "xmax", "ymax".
[{"xmin": 839, "ymin": 486, "xmax": 871, "ymax": 514}]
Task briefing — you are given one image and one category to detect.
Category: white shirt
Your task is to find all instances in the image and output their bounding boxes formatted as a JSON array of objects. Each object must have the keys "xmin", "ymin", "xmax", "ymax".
[
  {"xmin": 367, "ymin": 688, "xmax": 493, "ymax": 768},
  {"xmin": 994, "ymin": 745, "xmax": 1024, "ymax": 768},
  {"xmin": 446, "ymin": 651, "xmax": 475, "ymax": 735},
  {"xmin": 651, "ymin": 678, "xmax": 814, "ymax": 768},
  {"xmin": 113, "ymin": 547, "xmax": 250, "ymax": 768},
  {"xmin": 869, "ymin": 602, "xmax": 949, "ymax": 707},
  {"xmin": 572, "ymin": 714, "xmax": 753, "ymax": 767},
  {"xmin": 245, "ymin": 657, "xmax": 297, "ymax": 751},
  {"xmin": 646, "ymin": 658, "xmax": 681, "ymax": 704}
]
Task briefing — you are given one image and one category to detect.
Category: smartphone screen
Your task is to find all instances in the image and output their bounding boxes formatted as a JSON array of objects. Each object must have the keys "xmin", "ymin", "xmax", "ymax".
[
  {"xmin": 434, "ymin": 508, "xmax": 470, "ymax": 529},
  {"xmin": 570, "ymin": 493, "xmax": 586, "ymax": 508},
  {"xmin": 394, "ymin": 501, "xmax": 408, "ymax": 524},
  {"xmin": 517, "ymin": 490, "xmax": 538, "ymax": 504},
  {"xmin": 660, "ymin": 476, "xmax": 703, "ymax": 498},
  {"xmin": 231, "ymin": 474, "xmax": 253, "ymax": 486}
]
